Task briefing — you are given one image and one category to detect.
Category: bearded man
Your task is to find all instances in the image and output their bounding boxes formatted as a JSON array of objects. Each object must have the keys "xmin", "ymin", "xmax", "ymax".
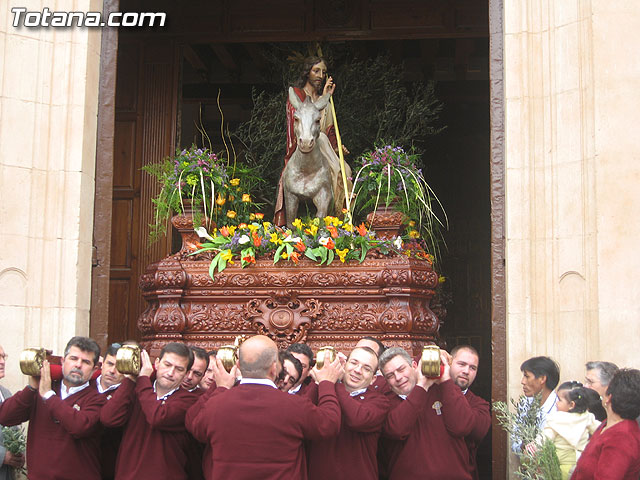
[{"xmin": 0, "ymin": 336, "xmax": 105, "ymax": 479}]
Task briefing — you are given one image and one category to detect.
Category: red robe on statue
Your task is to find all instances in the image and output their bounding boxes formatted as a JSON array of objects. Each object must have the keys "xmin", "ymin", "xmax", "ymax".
[{"xmin": 274, "ymin": 87, "xmax": 338, "ymax": 226}]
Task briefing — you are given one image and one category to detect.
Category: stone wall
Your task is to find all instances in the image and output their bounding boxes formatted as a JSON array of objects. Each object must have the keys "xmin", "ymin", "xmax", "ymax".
[
  {"xmin": 0, "ymin": 1, "xmax": 102, "ymax": 392},
  {"xmin": 504, "ymin": 0, "xmax": 640, "ymax": 471}
]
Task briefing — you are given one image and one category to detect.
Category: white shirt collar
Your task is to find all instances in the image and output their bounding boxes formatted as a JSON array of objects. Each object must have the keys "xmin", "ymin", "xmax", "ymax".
[
  {"xmin": 153, "ymin": 381, "xmax": 180, "ymax": 400},
  {"xmin": 349, "ymin": 387, "xmax": 367, "ymax": 397},
  {"xmin": 398, "ymin": 394, "xmax": 408, "ymax": 400},
  {"xmin": 240, "ymin": 378, "xmax": 278, "ymax": 389},
  {"xmin": 96, "ymin": 375, "xmax": 121, "ymax": 394},
  {"xmin": 288, "ymin": 382, "xmax": 302, "ymax": 394},
  {"xmin": 61, "ymin": 381, "xmax": 90, "ymax": 400}
]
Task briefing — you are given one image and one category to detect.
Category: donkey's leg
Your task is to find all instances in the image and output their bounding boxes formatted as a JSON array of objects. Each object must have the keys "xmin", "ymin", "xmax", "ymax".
[
  {"xmin": 313, "ymin": 187, "xmax": 332, "ymax": 219},
  {"xmin": 284, "ymin": 191, "xmax": 300, "ymax": 228}
]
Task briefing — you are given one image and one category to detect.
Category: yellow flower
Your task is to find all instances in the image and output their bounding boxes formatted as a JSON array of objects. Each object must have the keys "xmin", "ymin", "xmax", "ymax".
[
  {"xmin": 408, "ymin": 220, "xmax": 416, "ymax": 227},
  {"xmin": 242, "ymin": 194, "xmax": 251, "ymax": 203},
  {"xmin": 305, "ymin": 224, "xmax": 318, "ymax": 236},
  {"xmin": 215, "ymin": 194, "xmax": 226, "ymax": 206},
  {"xmin": 323, "ymin": 216, "xmax": 339, "ymax": 227},
  {"xmin": 262, "ymin": 221, "xmax": 271, "ymax": 229},
  {"xmin": 292, "ymin": 218, "xmax": 304, "ymax": 230},
  {"xmin": 269, "ymin": 232, "xmax": 283, "ymax": 245},
  {"xmin": 342, "ymin": 222, "xmax": 353, "ymax": 232},
  {"xmin": 336, "ymin": 248, "xmax": 349, "ymax": 263},
  {"xmin": 230, "ymin": 178, "xmax": 240, "ymax": 186},
  {"xmin": 227, "ymin": 225, "xmax": 236, "ymax": 236},
  {"xmin": 249, "ymin": 213, "xmax": 256, "ymax": 221},
  {"xmin": 438, "ymin": 276, "xmax": 447, "ymax": 284},
  {"xmin": 408, "ymin": 230, "xmax": 420, "ymax": 239},
  {"xmin": 227, "ymin": 210, "xmax": 237, "ymax": 219},
  {"xmin": 281, "ymin": 252, "xmax": 288, "ymax": 259},
  {"xmin": 220, "ymin": 249, "xmax": 234, "ymax": 264},
  {"xmin": 247, "ymin": 224, "xmax": 259, "ymax": 233}
]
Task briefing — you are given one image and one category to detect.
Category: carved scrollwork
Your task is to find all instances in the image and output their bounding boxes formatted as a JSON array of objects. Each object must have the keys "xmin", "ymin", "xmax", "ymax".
[
  {"xmin": 379, "ymin": 299, "xmax": 409, "ymax": 331},
  {"xmin": 381, "ymin": 269, "xmax": 410, "ymax": 286},
  {"xmin": 412, "ymin": 269, "xmax": 438, "ymax": 288},
  {"xmin": 313, "ymin": 302, "xmax": 380, "ymax": 331},
  {"xmin": 185, "ymin": 303, "xmax": 253, "ymax": 331},
  {"xmin": 152, "ymin": 299, "xmax": 186, "ymax": 332},
  {"xmin": 155, "ymin": 261, "xmax": 186, "ymax": 288},
  {"xmin": 189, "ymin": 273, "xmax": 215, "ymax": 288}
]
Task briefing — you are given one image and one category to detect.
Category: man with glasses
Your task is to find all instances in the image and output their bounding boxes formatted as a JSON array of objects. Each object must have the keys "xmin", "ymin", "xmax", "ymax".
[{"xmin": 0, "ymin": 345, "xmax": 25, "ymax": 478}]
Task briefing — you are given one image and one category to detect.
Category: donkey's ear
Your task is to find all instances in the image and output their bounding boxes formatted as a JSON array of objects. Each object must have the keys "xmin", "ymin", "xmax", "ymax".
[
  {"xmin": 288, "ymin": 87, "xmax": 302, "ymax": 110},
  {"xmin": 314, "ymin": 92, "xmax": 331, "ymax": 111}
]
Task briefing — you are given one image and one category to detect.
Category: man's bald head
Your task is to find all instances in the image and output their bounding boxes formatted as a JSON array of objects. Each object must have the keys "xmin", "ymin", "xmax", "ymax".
[{"xmin": 238, "ymin": 335, "xmax": 278, "ymax": 379}]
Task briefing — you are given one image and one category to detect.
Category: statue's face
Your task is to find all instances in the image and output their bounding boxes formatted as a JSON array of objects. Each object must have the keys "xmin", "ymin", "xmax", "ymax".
[{"xmin": 307, "ymin": 61, "xmax": 327, "ymax": 93}]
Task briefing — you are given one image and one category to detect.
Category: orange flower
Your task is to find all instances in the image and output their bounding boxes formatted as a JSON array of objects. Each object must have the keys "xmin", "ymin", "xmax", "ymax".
[
  {"xmin": 294, "ymin": 240, "xmax": 306, "ymax": 252},
  {"xmin": 242, "ymin": 255, "xmax": 256, "ymax": 264},
  {"xmin": 326, "ymin": 225, "xmax": 338, "ymax": 238},
  {"xmin": 252, "ymin": 232, "xmax": 262, "ymax": 247},
  {"xmin": 226, "ymin": 210, "xmax": 237, "ymax": 219},
  {"xmin": 290, "ymin": 251, "xmax": 301, "ymax": 264},
  {"xmin": 255, "ymin": 212, "xmax": 264, "ymax": 220},
  {"xmin": 356, "ymin": 223, "xmax": 367, "ymax": 236},
  {"xmin": 219, "ymin": 226, "xmax": 230, "ymax": 237},
  {"xmin": 238, "ymin": 223, "xmax": 248, "ymax": 229},
  {"xmin": 325, "ymin": 238, "xmax": 335, "ymax": 250}
]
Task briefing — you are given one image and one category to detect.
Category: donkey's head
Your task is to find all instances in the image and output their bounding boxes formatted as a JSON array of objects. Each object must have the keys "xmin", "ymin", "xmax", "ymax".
[{"xmin": 288, "ymin": 87, "xmax": 331, "ymax": 154}]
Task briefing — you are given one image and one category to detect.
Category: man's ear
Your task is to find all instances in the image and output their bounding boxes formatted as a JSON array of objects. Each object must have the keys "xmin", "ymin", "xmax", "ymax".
[{"xmin": 154, "ymin": 357, "xmax": 160, "ymax": 370}]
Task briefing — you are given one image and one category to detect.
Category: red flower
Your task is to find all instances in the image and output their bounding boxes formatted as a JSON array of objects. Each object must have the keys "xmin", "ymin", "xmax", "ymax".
[
  {"xmin": 242, "ymin": 255, "xmax": 256, "ymax": 264},
  {"xmin": 356, "ymin": 223, "xmax": 367, "ymax": 236},
  {"xmin": 325, "ymin": 238, "xmax": 335, "ymax": 250},
  {"xmin": 295, "ymin": 240, "xmax": 306, "ymax": 252}
]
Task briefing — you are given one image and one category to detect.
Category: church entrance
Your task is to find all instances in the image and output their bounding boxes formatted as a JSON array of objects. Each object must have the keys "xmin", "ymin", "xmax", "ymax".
[{"xmin": 92, "ymin": 0, "xmax": 504, "ymax": 477}]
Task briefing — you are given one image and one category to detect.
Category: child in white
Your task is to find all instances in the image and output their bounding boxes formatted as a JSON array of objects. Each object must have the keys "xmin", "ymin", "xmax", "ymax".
[{"xmin": 542, "ymin": 381, "xmax": 601, "ymax": 480}]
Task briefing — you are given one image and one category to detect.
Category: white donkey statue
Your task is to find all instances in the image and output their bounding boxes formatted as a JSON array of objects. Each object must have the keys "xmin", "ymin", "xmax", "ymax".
[{"xmin": 282, "ymin": 86, "xmax": 352, "ymax": 227}]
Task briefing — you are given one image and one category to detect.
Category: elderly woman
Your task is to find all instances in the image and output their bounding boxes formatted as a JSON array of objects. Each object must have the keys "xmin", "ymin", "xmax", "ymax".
[{"xmin": 572, "ymin": 368, "xmax": 640, "ymax": 479}]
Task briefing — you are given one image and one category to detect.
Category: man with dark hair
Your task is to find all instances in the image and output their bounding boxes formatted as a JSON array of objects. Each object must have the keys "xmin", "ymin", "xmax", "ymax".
[
  {"xmin": 378, "ymin": 346, "xmax": 476, "ymax": 479},
  {"xmin": 584, "ymin": 360, "xmax": 619, "ymax": 399},
  {"xmin": 199, "ymin": 350, "xmax": 218, "ymax": 391},
  {"xmin": 187, "ymin": 335, "xmax": 343, "ymax": 479},
  {"xmin": 520, "ymin": 356, "xmax": 560, "ymax": 423},
  {"xmin": 182, "ymin": 346, "xmax": 209, "ymax": 393},
  {"xmin": 277, "ymin": 351, "xmax": 302, "ymax": 393},
  {"xmin": 97, "ymin": 343, "xmax": 125, "ymax": 480},
  {"xmin": 100, "ymin": 342, "xmax": 198, "ymax": 479},
  {"xmin": 287, "ymin": 343, "xmax": 316, "ymax": 396},
  {"xmin": 356, "ymin": 336, "xmax": 386, "ymax": 357},
  {"xmin": 0, "ymin": 336, "xmax": 105, "ymax": 479},
  {"xmin": 449, "ymin": 345, "xmax": 491, "ymax": 480},
  {"xmin": 98, "ymin": 343, "xmax": 124, "ymax": 395},
  {"xmin": 308, "ymin": 346, "xmax": 390, "ymax": 479}
]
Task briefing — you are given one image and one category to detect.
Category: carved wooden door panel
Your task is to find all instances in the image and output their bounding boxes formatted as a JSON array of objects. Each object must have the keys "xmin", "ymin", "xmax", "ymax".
[{"xmin": 109, "ymin": 38, "xmax": 178, "ymax": 343}]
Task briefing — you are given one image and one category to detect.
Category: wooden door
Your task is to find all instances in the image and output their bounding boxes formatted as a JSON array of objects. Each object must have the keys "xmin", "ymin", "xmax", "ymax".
[{"xmin": 108, "ymin": 39, "xmax": 179, "ymax": 343}]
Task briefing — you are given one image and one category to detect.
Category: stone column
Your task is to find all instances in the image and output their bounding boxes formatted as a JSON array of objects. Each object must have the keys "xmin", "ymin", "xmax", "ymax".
[
  {"xmin": 504, "ymin": 0, "xmax": 640, "ymax": 457},
  {"xmin": 0, "ymin": 1, "xmax": 102, "ymax": 391}
]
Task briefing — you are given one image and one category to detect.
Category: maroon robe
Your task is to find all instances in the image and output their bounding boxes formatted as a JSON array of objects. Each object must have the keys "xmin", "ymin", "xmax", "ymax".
[
  {"xmin": 381, "ymin": 380, "xmax": 474, "ymax": 480},
  {"xmin": 463, "ymin": 389, "xmax": 491, "ymax": 480},
  {"xmin": 187, "ymin": 380, "xmax": 341, "ymax": 480},
  {"xmin": 572, "ymin": 419, "xmax": 640, "ymax": 479},
  {"xmin": 0, "ymin": 382, "xmax": 105, "ymax": 480},
  {"xmin": 98, "ymin": 385, "xmax": 123, "ymax": 480},
  {"xmin": 185, "ymin": 382, "xmax": 221, "ymax": 480},
  {"xmin": 100, "ymin": 376, "xmax": 198, "ymax": 480},
  {"xmin": 307, "ymin": 383, "xmax": 390, "ymax": 480}
]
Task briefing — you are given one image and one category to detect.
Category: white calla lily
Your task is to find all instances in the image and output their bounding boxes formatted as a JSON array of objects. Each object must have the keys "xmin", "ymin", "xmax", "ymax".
[{"xmin": 194, "ymin": 227, "xmax": 215, "ymax": 242}]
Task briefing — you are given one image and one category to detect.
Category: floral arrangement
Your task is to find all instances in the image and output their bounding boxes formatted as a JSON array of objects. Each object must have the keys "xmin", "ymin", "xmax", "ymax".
[
  {"xmin": 191, "ymin": 215, "xmax": 433, "ymax": 277},
  {"xmin": 143, "ymin": 145, "xmax": 264, "ymax": 241},
  {"xmin": 351, "ymin": 144, "xmax": 447, "ymax": 261}
]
